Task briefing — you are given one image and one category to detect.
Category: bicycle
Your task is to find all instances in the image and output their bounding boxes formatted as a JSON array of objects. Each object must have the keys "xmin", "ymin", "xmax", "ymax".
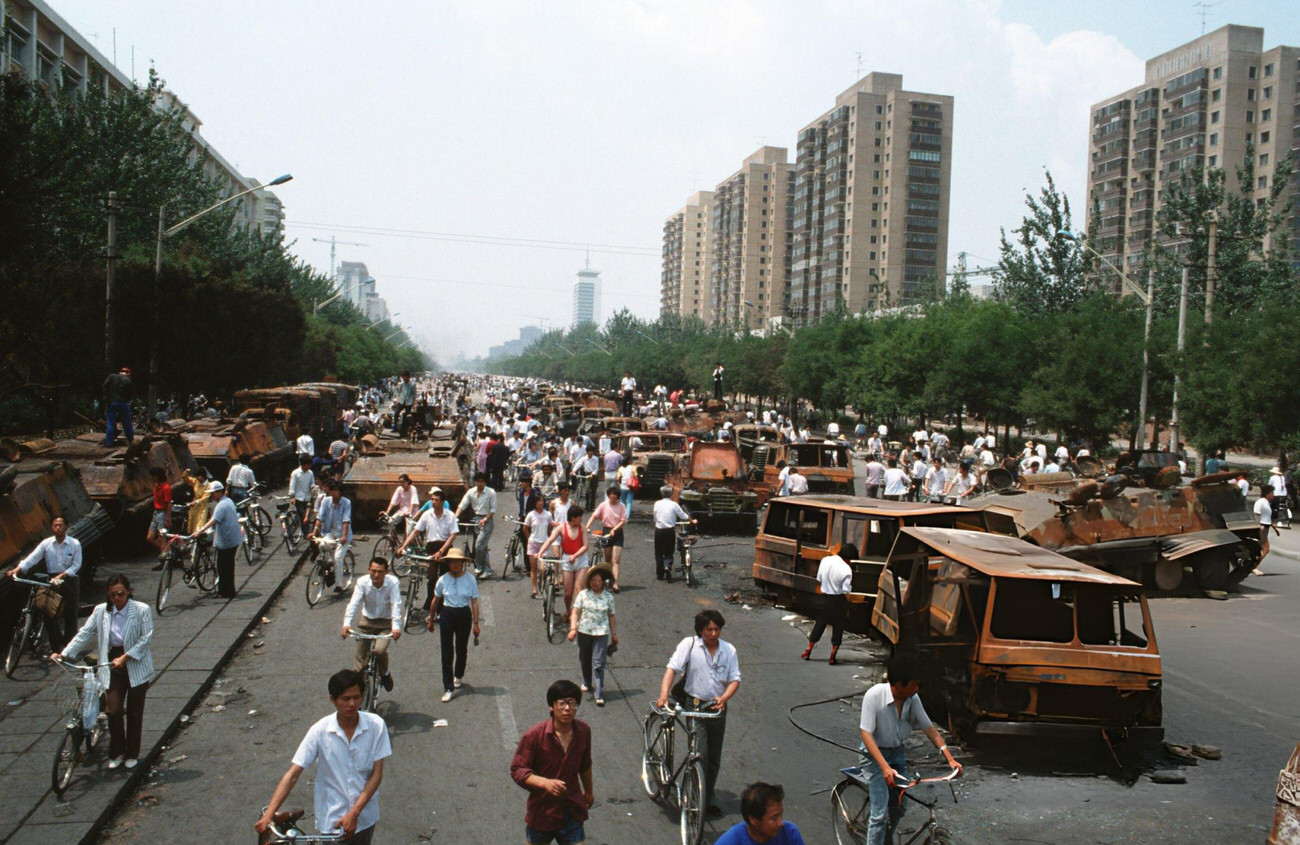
[
  {"xmin": 273, "ymin": 496, "xmax": 304, "ymax": 554},
  {"xmin": 667, "ymin": 521, "xmax": 699, "ymax": 587},
  {"xmin": 830, "ymin": 764, "xmax": 960, "ymax": 845},
  {"xmin": 641, "ymin": 699, "xmax": 725, "ymax": 845},
  {"xmin": 305, "ymin": 536, "xmax": 356, "ymax": 607},
  {"xmin": 239, "ymin": 516, "xmax": 258, "ymax": 566},
  {"xmin": 501, "ymin": 517, "xmax": 526, "ymax": 580},
  {"xmin": 349, "ymin": 631, "xmax": 394, "ymax": 713},
  {"xmin": 4, "ymin": 573, "xmax": 53, "ymax": 678},
  {"xmin": 49, "ymin": 655, "xmax": 107, "ymax": 796},
  {"xmin": 258, "ymin": 808, "xmax": 346, "ymax": 843},
  {"xmin": 373, "ymin": 513, "xmax": 413, "ymax": 577},
  {"xmin": 537, "ymin": 556, "xmax": 564, "ymax": 643},
  {"xmin": 155, "ymin": 530, "xmax": 217, "ymax": 612},
  {"xmin": 398, "ymin": 552, "xmax": 434, "ymax": 631},
  {"xmin": 233, "ymin": 482, "xmax": 272, "ymax": 553}
]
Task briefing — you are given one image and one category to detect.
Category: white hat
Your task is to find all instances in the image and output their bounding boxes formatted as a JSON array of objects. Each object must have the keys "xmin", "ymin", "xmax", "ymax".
[
  {"xmin": 428, "ymin": 485, "xmax": 443, "ymax": 496},
  {"xmin": 207, "ymin": 481, "xmax": 225, "ymax": 493},
  {"xmin": 1271, "ymin": 466, "xmax": 1283, "ymax": 475}
]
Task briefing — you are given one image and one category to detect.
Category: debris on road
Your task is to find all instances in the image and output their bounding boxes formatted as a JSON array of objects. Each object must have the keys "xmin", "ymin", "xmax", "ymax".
[
  {"xmin": 1149, "ymin": 769, "xmax": 1188, "ymax": 784},
  {"xmin": 1165, "ymin": 743, "xmax": 1198, "ymax": 765},
  {"xmin": 1192, "ymin": 744, "xmax": 1222, "ymax": 760},
  {"xmin": 781, "ymin": 614, "xmax": 798, "ymax": 621}
]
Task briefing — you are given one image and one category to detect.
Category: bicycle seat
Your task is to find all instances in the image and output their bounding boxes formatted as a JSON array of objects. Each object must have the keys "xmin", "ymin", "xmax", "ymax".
[{"xmin": 272, "ymin": 808, "xmax": 306, "ymax": 824}]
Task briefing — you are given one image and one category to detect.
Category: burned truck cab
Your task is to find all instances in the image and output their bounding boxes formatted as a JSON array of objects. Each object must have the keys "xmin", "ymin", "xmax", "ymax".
[{"xmin": 872, "ymin": 526, "xmax": 1163, "ymax": 745}]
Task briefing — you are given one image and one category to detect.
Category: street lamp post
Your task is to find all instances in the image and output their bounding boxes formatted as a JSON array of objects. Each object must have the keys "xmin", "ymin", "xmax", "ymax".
[
  {"xmin": 588, "ymin": 339, "xmax": 612, "ymax": 356},
  {"xmin": 313, "ymin": 281, "xmax": 366, "ymax": 315},
  {"xmin": 742, "ymin": 300, "xmax": 794, "ymax": 336},
  {"xmin": 635, "ymin": 330, "xmax": 660, "ymax": 346},
  {"xmin": 367, "ymin": 312, "xmax": 400, "ymax": 329},
  {"xmin": 1060, "ymin": 230, "xmax": 1154, "ymax": 450},
  {"xmin": 150, "ymin": 174, "xmax": 293, "ymax": 410},
  {"xmin": 383, "ymin": 328, "xmax": 406, "ymax": 342}
]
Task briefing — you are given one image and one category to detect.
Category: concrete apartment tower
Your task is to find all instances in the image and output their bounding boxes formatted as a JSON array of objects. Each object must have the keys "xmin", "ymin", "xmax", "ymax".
[
  {"xmin": 1087, "ymin": 25, "xmax": 1300, "ymax": 280},
  {"xmin": 709, "ymin": 147, "xmax": 794, "ymax": 330},
  {"xmin": 789, "ymin": 73, "xmax": 953, "ymax": 324},
  {"xmin": 572, "ymin": 266, "xmax": 601, "ymax": 327},
  {"xmin": 661, "ymin": 190, "xmax": 715, "ymax": 323}
]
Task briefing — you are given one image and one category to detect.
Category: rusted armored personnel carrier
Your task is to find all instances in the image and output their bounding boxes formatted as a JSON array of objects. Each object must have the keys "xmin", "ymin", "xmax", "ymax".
[
  {"xmin": 0, "ymin": 459, "xmax": 115, "ymax": 571},
  {"xmin": 340, "ymin": 429, "xmax": 472, "ymax": 525},
  {"xmin": 175, "ymin": 419, "xmax": 293, "ymax": 482},
  {"xmin": 676, "ymin": 441, "xmax": 770, "ymax": 528},
  {"xmin": 616, "ymin": 431, "xmax": 688, "ymax": 497},
  {"xmin": 759, "ymin": 441, "xmax": 855, "ymax": 494}
]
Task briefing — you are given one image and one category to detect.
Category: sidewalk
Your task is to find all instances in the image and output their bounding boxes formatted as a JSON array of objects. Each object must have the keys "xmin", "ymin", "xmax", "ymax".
[{"xmin": 0, "ymin": 537, "xmax": 308, "ymax": 845}]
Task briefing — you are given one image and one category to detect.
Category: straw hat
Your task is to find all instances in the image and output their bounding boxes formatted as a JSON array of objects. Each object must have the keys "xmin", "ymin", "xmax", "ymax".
[
  {"xmin": 443, "ymin": 547, "xmax": 473, "ymax": 564},
  {"xmin": 587, "ymin": 564, "xmax": 615, "ymax": 587},
  {"xmin": 1270, "ymin": 466, "xmax": 1283, "ymax": 475}
]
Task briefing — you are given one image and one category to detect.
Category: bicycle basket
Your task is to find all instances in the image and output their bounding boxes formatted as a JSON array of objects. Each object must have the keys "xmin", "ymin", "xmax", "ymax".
[{"xmin": 55, "ymin": 669, "xmax": 104, "ymax": 730}]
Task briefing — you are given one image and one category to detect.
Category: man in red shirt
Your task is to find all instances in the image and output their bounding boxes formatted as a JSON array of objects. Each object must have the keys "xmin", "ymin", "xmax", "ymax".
[
  {"xmin": 510, "ymin": 679, "xmax": 594, "ymax": 845},
  {"xmin": 147, "ymin": 467, "xmax": 172, "ymax": 557}
]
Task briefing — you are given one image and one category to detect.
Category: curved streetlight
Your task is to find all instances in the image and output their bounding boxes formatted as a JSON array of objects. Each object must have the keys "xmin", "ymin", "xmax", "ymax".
[
  {"xmin": 587, "ymin": 338, "xmax": 612, "ymax": 356},
  {"xmin": 384, "ymin": 328, "xmax": 406, "ymax": 342},
  {"xmin": 1060, "ymin": 230, "xmax": 1153, "ymax": 449},
  {"xmin": 743, "ymin": 300, "xmax": 793, "ymax": 336},
  {"xmin": 314, "ymin": 281, "xmax": 367, "ymax": 314},
  {"xmin": 636, "ymin": 330, "xmax": 660, "ymax": 345},
  {"xmin": 368, "ymin": 312, "xmax": 400, "ymax": 329}
]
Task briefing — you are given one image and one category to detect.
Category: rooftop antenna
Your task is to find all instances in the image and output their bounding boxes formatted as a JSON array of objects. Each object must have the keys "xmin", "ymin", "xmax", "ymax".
[
  {"xmin": 585, "ymin": 248, "xmax": 590, "ymax": 269},
  {"xmin": 856, "ymin": 51, "xmax": 865, "ymax": 80},
  {"xmin": 1193, "ymin": 0, "xmax": 1218, "ymax": 35}
]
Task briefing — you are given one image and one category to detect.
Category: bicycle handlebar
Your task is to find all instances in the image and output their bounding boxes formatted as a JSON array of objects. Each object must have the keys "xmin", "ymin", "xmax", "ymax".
[
  {"xmin": 348, "ymin": 632, "xmax": 393, "ymax": 641},
  {"xmin": 650, "ymin": 700, "xmax": 724, "ymax": 720},
  {"xmin": 10, "ymin": 574, "xmax": 52, "ymax": 588}
]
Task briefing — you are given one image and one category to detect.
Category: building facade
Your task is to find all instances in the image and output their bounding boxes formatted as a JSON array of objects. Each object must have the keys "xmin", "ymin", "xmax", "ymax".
[
  {"xmin": 1087, "ymin": 25, "xmax": 1300, "ymax": 280},
  {"xmin": 789, "ymin": 73, "xmax": 953, "ymax": 324},
  {"xmin": 572, "ymin": 267, "xmax": 601, "ymax": 327},
  {"xmin": 709, "ymin": 147, "xmax": 793, "ymax": 330},
  {"xmin": 2, "ymin": 0, "xmax": 284, "ymax": 237},
  {"xmin": 660, "ymin": 190, "xmax": 715, "ymax": 322}
]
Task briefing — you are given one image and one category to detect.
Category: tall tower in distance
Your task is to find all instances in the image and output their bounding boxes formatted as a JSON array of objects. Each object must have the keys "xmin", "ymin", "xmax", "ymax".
[{"xmin": 572, "ymin": 265, "xmax": 601, "ymax": 328}]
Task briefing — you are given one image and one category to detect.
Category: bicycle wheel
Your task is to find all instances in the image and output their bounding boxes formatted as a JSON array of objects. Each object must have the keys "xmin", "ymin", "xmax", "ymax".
[
  {"xmin": 362, "ymin": 661, "xmax": 378, "ymax": 712},
  {"xmin": 241, "ymin": 538, "xmax": 253, "ymax": 566},
  {"xmin": 679, "ymin": 760, "xmax": 706, "ymax": 845},
  {"xmin": 339, "ymin": 551, "xmax": 357, "ymax": 592},
  {"xmin": 305, "ymin": 560, "xmax": 327, "ymax": 606},
  {"xmin": 375, "ymin": 536, "xmax": 405, "ymax": 576},
  {"xmin": 51, "ymin": 727, "xmax": 81, "ymax": 796},
  {"xmin": 504, "ymin": 536, "xmax": 521, "ymax": 579},
  {"xmin": 155, "ymin": 560, "xmax": 173, "ymax": 613},
  {"xmin": 4, "ymin": 612, "xmax": 35, "ymax": 678},
  {"xmin": 250, "ymin": 506, "xmax": 272, "ymax": 541},
  {"xmin": 830, "ymin": 778, "xmax": 872, "ymax": 845},
  {"xmin": 403, "ymin": 577, "xmax": 420, "ymax": 631},
  {"xmin": 194, "ymin": 547, "xmax": 218, "ymax": 593},
  {"xmin": 685, "ymin": 548, "xmax": 695, "ymax": 587},
  {"xmin": 282, "ymin": 513, "xmax": 302, "ymax": 552},
  {"xmin": 543, "ymin": 581, "xmax": 559, "ymax": 642},
  {"xmin": 641, "ymin": 712, "xmax": 675, "ymax": 800},
  {"xmin": 87, "ymin": 711, "xmax": 106, "ymax": 751},
  {"xmin": 931, "ymin": 827, "xmax": 953, "ymax": 845}
]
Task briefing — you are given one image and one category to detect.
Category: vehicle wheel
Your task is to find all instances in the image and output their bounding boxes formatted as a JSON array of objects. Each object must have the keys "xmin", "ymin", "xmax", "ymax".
[
  {"xmin": 306, "ymin": 561, "xmax": 327, "ymax": 607},
  {"xmin": 5, "ymin": 613, "xmax": 35, "ymax": 678},
  {"xmin": 52, "ymin": 728, "xmax": 80, "ymax": 796},
  {"xmin": 87, "ymin": 712, "xmax": 106, "ymax": 751},
  {"xmin": 155, "ymin": 561, "xmax": 173, "ymax": 613},
  {"xmin": 641, "ymin": 713, "xmax": 674, "ymax": 800},
  {"xmin": 339, "ymin": 551, "xmax": 357, "ymax": 592},
  {"xmin": 679, "ymin": 760, "xmax": 706, "ymax": 845},
  {"xmin": 250, "ymin": 505, "xmax": 272, "ymax": 539},
  {"xmin": 831, "ymin": 778, "xmax": 872, "ymax": 845},
  {"xmin": 281, "ymin": 518, "xmax": 300, "ymax": 553},
  {"xmin": 404, "ymin": 579, "xmax": 420, "ymax": 631},
  {"xmin": 685, "ymin": 549, "xmax": 695, "ymax": 588},
  {"xmin": 194, "ymin": 548, "xmax": 218, "ymax": 593}
]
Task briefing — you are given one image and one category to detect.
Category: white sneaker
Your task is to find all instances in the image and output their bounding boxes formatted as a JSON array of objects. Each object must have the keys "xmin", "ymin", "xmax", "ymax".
[
  {"xmin": 441, "ymin": 690, "xmax": 453, "ymax": 702},
  {"xmin": 453, "ymin": 677, "xmax": 463, "ymax": 690},
  {"xmin": 580, "ymin": 683, "xmax": 589, "ymax": 693},
  {"xmin": 107, "ymin": 757, "xmax": 124, "ymax": 770},
  {"xmin": 124, "ymin": 759, "xmax": 138, "ymax": 769}
]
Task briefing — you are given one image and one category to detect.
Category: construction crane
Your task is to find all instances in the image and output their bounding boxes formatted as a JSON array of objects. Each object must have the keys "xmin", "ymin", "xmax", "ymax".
[
  {"xmin": 312, "ymin": 236, "xmax": 369, "ymax": 280},
  {"xmin": 949, "ymin": 251, "xmax": 998, "ymax": 294}
]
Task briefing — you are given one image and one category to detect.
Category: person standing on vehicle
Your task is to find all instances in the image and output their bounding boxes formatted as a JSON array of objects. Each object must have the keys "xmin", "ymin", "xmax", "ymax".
[
  {"xmin": 103, "ymin": 366, "xmax": 134, "ymax": 447},
  {"xmin": 6, "ymin": 515, "xmax": 82, "ymax": 652},
  {"xmin": 295, "ymin": 428, "xmax": 315, "ymax": 460},
  {"xmin": 585, "ymin": 487, "xmax": 627, "ymax": 591},
  {"xmin": 432, "ymin": 548, "xmax": 480, "ymax": 702},
  {"xmin": 396, "ymin": 371, "xmax": 416, "ymax": 435},
  {"xmin": 457, "ymin": 472, "xmax": 497, "ymax": 579},
  {"xmin": 712, "ymin": 362, "xmax": 725, "ymax": 403},
  {"xmin": 254, "ymin": 669, "xmax": 391, "ymax": 844},
  {"xmin": 52, "ymin": 574, "xmax": 154, "ymax": 770},
  {"xmin": 310, "ymin": 481, "xmax": 353, "ymax": 594},
  {"xmin": 146, "ymin": 467, "xmax": 172, "ymax": 555},
  {"xmin": 620, "ymin": 371, "xmax": 637, "ymax": 417},
  {"xmin": 381, "ymin": 473, "xmax": 420, "ymax": 537},
  {"xmin": 510, "ymin": 679, "xmax": 595, "ymax": 845},
  {"xmin": 289, "ymin": 455, "xmax": 316, "ymax": 532},
  {"xmin": 785, "ymin": 466, "xmax": 809, "ymax": 496},
  {"xmin": 342, "ymin": 558, "xmax": 402, "ymax": 693},
  {"xmin": 801, "ymin": 543, "xmax": 857, "ymax": 666},
  {"xmin": 713, "ymin": 782, "xmax": 807, "ymax": 845},
  {"xmin": 858, "ymin": 653, "xmax": 961, "ymax": 845},
  {"xmin": 568, "ymin": 566, "xmax": 617, "ymax": 706},
  {"xmin": 194, "ymin": 481, "xmax": 242, "ymax": 599},
  {"xmin": 225, "ymin": 455, "xmax": 256, "ymax": 504},
  {"xmin": 653, "ymin": 486, "xmax": 692, "ymax": 581},
  {"xmin": 656, "ymin": 609, "xmax": 741, "ymax": 817}
]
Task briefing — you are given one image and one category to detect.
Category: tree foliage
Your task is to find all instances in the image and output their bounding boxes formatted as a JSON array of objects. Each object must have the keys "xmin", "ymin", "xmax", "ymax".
[{"xmin": 993, "ymin": 172, "xmax": 1094, "ymax": 315}]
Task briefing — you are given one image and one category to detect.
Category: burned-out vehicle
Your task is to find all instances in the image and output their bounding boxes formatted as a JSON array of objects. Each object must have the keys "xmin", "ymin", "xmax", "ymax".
[
  {"xmin": 872, "ymin": 526, "xmax": 1163, "ymax": 744},
  {"xmin": 341, "ymin": 434, "xmax": 472, "ymax": 525},
  {"xmin": 760, "ymin": 441, "xmax": 855, "ymax": 494},
  {"xmin": 576, "ymin": 407, "xmax": 617, "ymax": 437},
  {"xmin": 676, "ymin": 441, "xmax": 769, "ymax": 528},
  {"xmin": 616, "ymin": 431, "xmax": 688, "ymax": 497},
  {"xmin": 732, "ymin": 424, "xmax": 781, "ymax": 464},
  {"xmin": 975, "ymin": 473, "xmax": 1262, "ymax": 592},
  {"xmin": 753, "ymin": 496, "xmax": 974, "ymax": 632},
  {"xmin": 1112, "ymin": 449, "xmax": 1184, "ymax": 489}
]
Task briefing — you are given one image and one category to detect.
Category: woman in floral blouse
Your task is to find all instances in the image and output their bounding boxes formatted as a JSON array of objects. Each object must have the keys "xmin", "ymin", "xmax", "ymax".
[{"xmin": 567, "ymin": 566, "xmax": 617, "ymax": 706}]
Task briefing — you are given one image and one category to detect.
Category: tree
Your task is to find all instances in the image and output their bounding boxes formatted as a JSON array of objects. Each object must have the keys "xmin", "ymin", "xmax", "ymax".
[{"xmin": 993, "ymin": 172, "xmax": 1094, "ymax": 316}]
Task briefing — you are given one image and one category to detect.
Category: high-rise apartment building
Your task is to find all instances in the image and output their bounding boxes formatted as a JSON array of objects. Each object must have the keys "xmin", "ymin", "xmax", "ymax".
[
  {"xmin": 660, "ymin": 190, "xmax": 715, "ymax": 322},
  {"xmin": 789, "ymin": 73, "xmax": 953, "ymax": 323},
  {"xmin": 572, "ymin": 267, "xmax": 601, "ymax": 327},
  {"xmin": 1087, "ymin": 25, "xmax": 1300, "ymax": 280},
  {"xmin": 710, "ymin": 147, "xmax": 794, "ymax": 330}
]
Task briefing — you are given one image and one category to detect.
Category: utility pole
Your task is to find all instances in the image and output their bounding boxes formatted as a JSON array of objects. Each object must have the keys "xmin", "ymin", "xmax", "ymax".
[
  {"xmin": 1204, "ymin": 212, "xmax": 1217, "ymax": 326},
  {"xmin": 148, "ymin": 204, "xmax": 166, "ymax": 413},
  {"xmin": 1170, "ymin": 265, "xmax": 1189, "ymax": 453},
  {"xmin": 105, "ymin": 191, "xmax": 118, "ymax": 367},
  {"xmin": 1136, "ymin": 267, "xmax": 1155, "ymax": 451}
]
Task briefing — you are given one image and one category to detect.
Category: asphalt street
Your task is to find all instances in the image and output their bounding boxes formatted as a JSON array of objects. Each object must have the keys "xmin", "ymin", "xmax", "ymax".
[{"xmin": 92, "ymin": 485, "xmax": 1299, "ymax": 845}]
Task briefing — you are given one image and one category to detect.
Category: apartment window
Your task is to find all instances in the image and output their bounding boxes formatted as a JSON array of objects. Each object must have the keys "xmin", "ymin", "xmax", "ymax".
[
  {"xmin": 1246, "ymin": 111, "xmax": 1254, "ymax": 123},
  {"xmin": 873, "ymin": 170, "xmax": 880, "ymax": 179},
  {"xmin": 887, "ymin": 104, "xmax": 892, "ymax": 113},
  {"xmin": 873, "ymin": 154, "xmax": 880, "ymax": 163},
  {"xmin": 1248, "ymin": 66, "xmax": 1257, "ymax": 79},
  {"xmin": 1245, "ymin": 133, "xmax": 1253, "ymax": 143},
  {"xmin": 874, "ymin": 138, "xmax": 882, "ymax": 147},
  {"xmin": 1261, "ymin": 131, "xmax": 1270, "ymax": 143},
  {"xmin": 875, "ymin": 105, "xmax": 883, "ymax": 114},
  {"xmin": 1213, "ymin": 66, "xmax": 1222, "ymax": 80},
  {"xmin": 1265, "ymin": 63, "xmax": 1274, "ymax": 77},
  {"xmin": 1212, "ymin": 88, "xmax": 1221, "ymax": 102},
  {"xmin": 1258, "ymin": 176, "xmax": 1268, "ymax": 189},
  {"xmin": 1211, "ymin": 110, "xmax": 1220, "ymax": 123},
  {"xmin": 871, "ymin": 219, "xmax": 878, "ymax": 228},
  {"xmin": 874, "ymin": 121, "xmax": 882, "ymax": 130},
  {"xmin": 1260, "ymin": 153, "xmax": 1269, "ymax": 166},
  {"xmin": 1208, "ymin": 155, "xmax": 1217, "ymax": 166},
  {"xmin": 1263, "ymin": 85, "xmax": 1273, "ymax": 99},
  {"xmin": 871, "ymin": 202, "xmax": 879, "ymax": 211},
  {"xmin": 870, "ymin": 251, "xmax": 877, "ymax": 260},
  {"xmin": 1247, "ymin": 88, "xmax": 1256, "ymax": 101},
  {"xmin": 870, "ymin": 235, "xmax": 878, "ymax": 244},
  {"xmin": 883, "ymin": 202, "xmax": 888, "ymax": 212},
  {"xmin": 871, "ymin": 186, "xmax": 879, "ymax": 195},
  {"xmin": 1209, "ymin": 132, "xmax": 1218, "ymax": 146}
]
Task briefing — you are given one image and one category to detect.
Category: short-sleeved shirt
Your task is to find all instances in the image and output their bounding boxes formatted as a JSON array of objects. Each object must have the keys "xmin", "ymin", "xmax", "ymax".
[
  {"xmin": 153, "ymin": 482, "xmax": 172, "ymax": 512},
  {"xmin": 603, "ymin": 450, "xmax": 623, "ymax": 474},
  {"xmin": 591, "ymin": 500, "xmax": 626, "ymax": 531},
  {"xmin": 1255, "ymin": 497, "xmax": 1273, "ymax": 526},
  {"xmin": 816, "ymin": 554, "xmax": 853, "ymax": 595},
  {"xmin": 859, "ymin": 682, "xmax": 932, "ymax": 749},
  {"xmin": 389, "ymin": 485, "xmax": 419, "ymax": 516},
  {"xmin": 435, "ymin": 572, "xmax": 480, "ymax": 608},
  {"xmin": 292, "ymin": 711, "xmax": 391, "ymax": 834},
  {"xmin": 667, "ymin": 636, "xmax": 741, "ymax": 702},
  {"xmin": 573, "ymin": 588, "xmax": 615, "ymax": 636},
  {"xmin": 316, "ymin": 496, "xmax": 352, "ymax": 538},
  {"xmin": 211, "ymin": 496, "xmax": 242, "ymax": 550},
  {"xmin": 415, "ymin": 508, "xmax": 459, "ymax": 544},
  {"xmin": 714, "ymin": 820, "xmax": 808, "ymax": 845}
]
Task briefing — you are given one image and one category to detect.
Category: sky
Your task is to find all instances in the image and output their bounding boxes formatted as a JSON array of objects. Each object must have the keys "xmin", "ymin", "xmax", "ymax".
[{"xmin": 53, "ymin": 0, "xmax": 1300, "ymax": 361}]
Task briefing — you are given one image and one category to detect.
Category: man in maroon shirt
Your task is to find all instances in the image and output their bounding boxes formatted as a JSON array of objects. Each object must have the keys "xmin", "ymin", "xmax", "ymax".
[{"xmin": 510, "ymin": 679, "xmax": 594, "ymax": 844}]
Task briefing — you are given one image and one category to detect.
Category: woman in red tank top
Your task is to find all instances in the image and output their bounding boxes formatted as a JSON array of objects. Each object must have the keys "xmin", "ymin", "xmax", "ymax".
[{"xmin": 539, "ymin": 505, "xmax": 589, "ymax": 615}]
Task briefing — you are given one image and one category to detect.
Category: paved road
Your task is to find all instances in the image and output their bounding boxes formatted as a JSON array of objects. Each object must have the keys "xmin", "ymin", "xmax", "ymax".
[{"xmin": 93, "ymin": 497, "xmax": 1297, "ymax": 844}]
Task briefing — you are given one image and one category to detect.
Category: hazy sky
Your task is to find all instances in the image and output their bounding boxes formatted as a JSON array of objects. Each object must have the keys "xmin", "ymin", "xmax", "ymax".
[{"xmin": 55, "ymin": 0, "xmax": 1300, "ymax": 360}]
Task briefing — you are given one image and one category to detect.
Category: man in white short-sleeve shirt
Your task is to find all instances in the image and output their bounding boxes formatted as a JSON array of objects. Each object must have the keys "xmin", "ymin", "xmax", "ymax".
[{"xmin": 255, "ymin": 669, "xmax": 392, "ymax": 843}]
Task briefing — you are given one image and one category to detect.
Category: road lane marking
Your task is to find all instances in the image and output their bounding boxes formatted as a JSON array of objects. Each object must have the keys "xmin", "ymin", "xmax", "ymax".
[
  {"xmin": 497, "ymin": 693, "xmax": 519, "ymax": 748},
  {"xmin": 480, "ymin": 594, "xmax": 495, "ymax": 627}
]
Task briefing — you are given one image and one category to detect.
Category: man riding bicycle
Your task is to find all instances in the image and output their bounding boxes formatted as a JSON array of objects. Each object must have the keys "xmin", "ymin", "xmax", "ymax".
[
  {"xmin": 310, "ymin": 481, "xmax": 353, "ymax": 593},
  {"xmin": 341, "ymin": 557, "xmax": 402, "ymax": 693},
  {"xmin": 457, "ymin": 472, "xmax": 497, "ymax": 580}
]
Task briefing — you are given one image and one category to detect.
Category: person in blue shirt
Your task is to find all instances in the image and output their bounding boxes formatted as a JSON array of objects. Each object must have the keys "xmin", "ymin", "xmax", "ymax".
[
  {"xmin": 195, "ymin": 481, "xmax": 242, "ymax": 598},
  {"xmin": 713, "ymin": 782, "xmax": 806, "ymax": 845}
]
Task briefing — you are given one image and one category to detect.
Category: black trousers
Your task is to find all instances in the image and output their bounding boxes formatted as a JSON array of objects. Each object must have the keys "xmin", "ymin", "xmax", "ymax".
[
  {"xmin": 0, "ymin": 576, "xmax": 78, "ymax": 652},
  {"xmin": 216, "ymin": 546, "xmax": 238, "ymax": 598},
  {"xmin": 713, "ymin": 381, "xmax": 723, "ymax": 401},
  {"xmin": 654, "ymin": 528, "xmax": 676, "ymax": 579},
  {"xmin": 809, "ymin": 593, "xmax": 848, "ymax": 647},
  {"xmin": 439, "ymin": 606, "xmax": 472, "ymax": 691},
  {"xmin": 698, "ymin": 709, "xmax": 727, "ymax": 805},
  {"xmin": 106, "ymin": 646, "xmax": 148, "ymax": 759}
]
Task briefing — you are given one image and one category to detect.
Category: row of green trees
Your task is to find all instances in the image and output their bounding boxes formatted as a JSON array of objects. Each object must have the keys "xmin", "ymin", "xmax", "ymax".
[
  {"xmin": 494, "ymin": 165, "xmax": 1300, "ymax": 459},
  {"xmin": 0, "ymin": 70, "xmax": 429, "ymax": 435}
]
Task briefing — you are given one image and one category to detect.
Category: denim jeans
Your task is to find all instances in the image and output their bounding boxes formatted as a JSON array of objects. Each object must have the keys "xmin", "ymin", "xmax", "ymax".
[
  {"xmin": 474, "ymin": 519, "xmax": 493, "ymax": 573},
  {"xmin": 862, "ymin": 745, "xmax": 908, "ymax": 845},
  {"xmin": 619, "ymin": 488, "xmax": 634, "ymax": 516},
  {"xmin": 105, "ymin": 401, "xmax": 133, "ymax": 446},
  {"xmin": 576, "ymin": 632, "xmax": 609, "ymax": 699}
]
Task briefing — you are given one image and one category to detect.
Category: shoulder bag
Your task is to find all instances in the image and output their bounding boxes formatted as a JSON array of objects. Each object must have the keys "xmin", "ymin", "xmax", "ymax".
[{"xmin": 670, "ymin": 637, "xmax": 695, "ymax": 705}]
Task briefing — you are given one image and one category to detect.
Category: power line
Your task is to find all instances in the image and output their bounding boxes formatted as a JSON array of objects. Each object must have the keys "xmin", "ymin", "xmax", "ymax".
[
  {"xmin": 286, "ymin": 221, "xmax": 661, "ymax": 257},
  {"xmin": 379, "ymin": 272, "xmax": 661, "ymax": 300}
]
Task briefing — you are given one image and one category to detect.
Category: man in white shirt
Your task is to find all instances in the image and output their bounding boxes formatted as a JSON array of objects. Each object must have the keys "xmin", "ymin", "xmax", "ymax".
[
  {"xmin": 289, "ymin": 456, "xmax": 316, "ymax": 532},
  {"xmin": 882, "ymin": 459, "xmax": 910, "ymax": 501},
  {"xmin": 457, "ymin": 473, "xmax": 498, "ymax": 579},
  {"xmin": 341, "ymin": 558, "xmax": 402, "ymax": 692},
  {"xmin": 653, "ymin": 486, "xmax": 693, "ymax": 581},
  {"xmin": 255, "ymin": 669, "xmax": 392, "ymax": 843},
  {"xmin": 802, "ymin": 543, "xmax": 856, "ymax": 665},
  {"xmin": 944, "ymin": 465, "xmax": 977, "ymax": 502},
  {"xmin": 1055, "ymin": 444, "xmax": 1070, "ymax": 465},
  {"xmin": 775, "ymin": 461, "xmax": 792, "ymax": 497},
  {"xmin": 1256, "ymin": 488, "xmax": 1280, "ymax": 553},
  {"xmin": 979, "ymin": 446, "xmax": 996, "ymax": 470},
  {"xmin": 225, "ymin": 456, "xmax": 256, "ymax": 503},
  {"xmin": 924, "ymin": 459, "xmax": 947, "ymax": 502},
  {"xmin": 1268, "ymin": 468, "xmax": 1291, "ymax": 528},
  {"xmin": 910, "ymin": 456, "xmax": 928, "ymax": 502},
  {"xmin": 6, "ymin": 515, "xmax": 83, "ymax": 651},
  {"xmin": 864, "ymin": 457, "xmax": 885, "ymax": 499},
  {"xmin": 296, "ymin": 430, "xmax": 315, "ymax": 458},
  {"xmin": 620, "ymin": 371, "xmax": 637, "ymax": 416},
  {"xmin": 786, "ymin": 466, "xmax": 809, "ymax": 496}
]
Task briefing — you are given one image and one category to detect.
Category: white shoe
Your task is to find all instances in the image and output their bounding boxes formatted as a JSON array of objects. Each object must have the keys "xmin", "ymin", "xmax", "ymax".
[
  {"xmin": 441, "ymin": 690, "xmax": 453, "ymax": 702},
  {"xmin": 580, "ymin": 684, "xmax": 589, "ymax": 693},
  {"xmin": 107, "ymin": 757, "xmax": 124, "ymax": 770},
  {"xmin": 453, "ymin": 677, "xmax": 463, "ymax": 689},
  {"xmin": 124, "ymin": 759, "xmax": 138, "ymax": 769}
]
